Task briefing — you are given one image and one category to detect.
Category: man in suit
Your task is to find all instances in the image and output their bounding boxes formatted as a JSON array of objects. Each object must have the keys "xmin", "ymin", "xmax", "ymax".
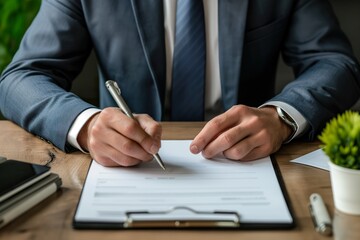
[{"xmin": 1, "ymin": 0, "xmax": 359, "ymax": 167}]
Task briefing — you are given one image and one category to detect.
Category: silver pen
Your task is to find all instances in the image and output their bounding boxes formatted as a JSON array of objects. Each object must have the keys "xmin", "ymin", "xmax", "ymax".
[
  {"xmin": 309, "ymin": 193, "xmax": 332, "ymax": 236},
  {"xmin": 105, "ymin": 80, "xmax": 166, "ymax": 170}
]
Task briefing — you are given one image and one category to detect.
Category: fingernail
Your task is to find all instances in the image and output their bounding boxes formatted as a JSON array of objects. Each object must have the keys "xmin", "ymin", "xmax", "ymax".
[
  {"xmin": 150, "ymin": 144, "xmax": 159, "ymax": 154},
  {"xmin": 201, "ymin": 152, "xmax": 210, "ymax": 159},
  {"xmin": 190, "ymin": 144, "xmax": 199, "ymax": 154}
]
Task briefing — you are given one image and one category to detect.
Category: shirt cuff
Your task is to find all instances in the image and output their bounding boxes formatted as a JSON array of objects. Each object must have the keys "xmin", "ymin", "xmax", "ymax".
[
  {"xmin": 259, "ymin": 101, "xmax": 309, "ymax": 141},
  {"xmin": 67, "ymin": 108, "xmax": 101, "ymax": 153}
]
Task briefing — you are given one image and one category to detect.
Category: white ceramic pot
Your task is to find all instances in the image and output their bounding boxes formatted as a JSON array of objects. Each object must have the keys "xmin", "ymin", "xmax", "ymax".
[{"xmin": 329, "ymin": 161, "xmax": 360, "ymax": 215}]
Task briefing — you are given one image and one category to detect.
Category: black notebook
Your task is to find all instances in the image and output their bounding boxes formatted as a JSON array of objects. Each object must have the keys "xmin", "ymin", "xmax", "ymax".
[{"xmin": 0, "ymin": 159, "xmax": 62, "ymax": 228}]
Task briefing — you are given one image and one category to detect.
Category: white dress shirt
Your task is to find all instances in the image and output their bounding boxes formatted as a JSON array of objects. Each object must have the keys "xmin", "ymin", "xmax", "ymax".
[{"xmin": 68, "ymin": 0, "xmax": 308, "ymax": 152}]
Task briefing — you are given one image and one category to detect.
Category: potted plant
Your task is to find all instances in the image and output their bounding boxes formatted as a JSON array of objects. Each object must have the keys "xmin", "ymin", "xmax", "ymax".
[{"xmin": 319, "ymin": 110, "xmax": 360, "ymax": 215}]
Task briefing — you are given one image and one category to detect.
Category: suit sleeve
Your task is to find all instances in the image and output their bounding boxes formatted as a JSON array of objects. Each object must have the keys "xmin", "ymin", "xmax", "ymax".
[
  {"xmin": 0, "ymin": 0, "xmax": 94, "ymax": 151},
  {"xmin": 270, "ymin": 0, "xmax": 360, "ymax": 140}
]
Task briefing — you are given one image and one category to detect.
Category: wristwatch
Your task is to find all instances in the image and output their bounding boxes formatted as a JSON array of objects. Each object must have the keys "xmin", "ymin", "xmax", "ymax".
[{"xmin": 276, "ymin": 106, "xmax": 298, "ymax": 143}]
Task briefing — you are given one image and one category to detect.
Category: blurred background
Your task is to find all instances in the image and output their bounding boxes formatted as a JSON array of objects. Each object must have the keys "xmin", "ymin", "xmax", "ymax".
[{"xmin": 0, "ymin": 0, "xmax": 360, "ymax": 120}]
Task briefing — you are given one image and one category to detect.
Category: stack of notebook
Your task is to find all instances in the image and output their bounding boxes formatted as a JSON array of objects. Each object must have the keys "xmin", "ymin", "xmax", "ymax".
[{"xmin": 0, "ymin": 158, "xmax": 62, "ymax": 228}]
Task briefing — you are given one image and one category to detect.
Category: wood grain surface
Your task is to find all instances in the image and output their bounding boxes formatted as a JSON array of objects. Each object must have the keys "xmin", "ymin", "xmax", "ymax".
[{"xmin": 0, "ymin": 121, "xmax": 358, "ymax": 240}]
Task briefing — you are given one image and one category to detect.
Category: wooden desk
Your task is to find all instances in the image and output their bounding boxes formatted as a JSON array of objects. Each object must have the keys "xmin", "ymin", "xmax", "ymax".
[{"xmin": 0, "ymin": 121, "xmax": 359, "ymax": 240}]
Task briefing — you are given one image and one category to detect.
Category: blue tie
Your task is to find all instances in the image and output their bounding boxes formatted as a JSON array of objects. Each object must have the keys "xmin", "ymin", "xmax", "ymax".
[{"xmin": 171, "ymin": 0, "xmax": 206, "ymax": 121}]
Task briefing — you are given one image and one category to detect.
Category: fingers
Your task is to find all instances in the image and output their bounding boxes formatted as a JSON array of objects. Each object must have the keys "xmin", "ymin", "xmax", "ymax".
[
  {"xmin": 221, "ymin": 130, "xmax": 270, "ymax": 161},
  {"xmin": 200, "ymin": 124, "xmax": 250, "ymax": 159},
  {"xmin": 191, "ymin": 105, "xmax": 285, "ymax": 161},
  {"xmin": 91, "ymin": 140, "xmax": 143, "ymax": 167},
  {"xmin": 86, "ymin": 108, "xmax": 161, "ymax": 167},
  {"xmin": 190, "ymin": 107, "xmax": 240, "ymax": 154},
  {"xmin": 135, "ymin": 114, "xmax": 162, "ymax": 148},
  {"xmin": 111, "ymin": 113, "xmax": 160, "ymax": 155}
]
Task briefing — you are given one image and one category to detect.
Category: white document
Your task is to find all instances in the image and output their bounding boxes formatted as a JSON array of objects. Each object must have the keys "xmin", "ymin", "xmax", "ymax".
[
  {"xmin": 290, "ymin": 148, "xmax": 330, "ymax": 171},
  {"xmin": 74, "ymin": 140, "xmax": 293, "ymax": 225}
]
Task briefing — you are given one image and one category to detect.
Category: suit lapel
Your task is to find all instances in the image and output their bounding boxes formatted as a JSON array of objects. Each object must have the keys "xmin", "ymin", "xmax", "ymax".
[
  {"xmin": 130, "ymin": 0, "xmax": 166, "ymax": 111},
  {"xmin": 219, "ymin": 0, "xmax": 249, "ymax": 109}
]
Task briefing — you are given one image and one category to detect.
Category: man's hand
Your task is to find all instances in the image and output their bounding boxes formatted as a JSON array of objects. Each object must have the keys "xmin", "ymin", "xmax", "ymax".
[
  {"xmin": 77, "ymin": 107, "xmax": 162, "ymax": 167},
  {"xmin": 190, "ymin": 105, "xmax": 292, "ymax": 161}
]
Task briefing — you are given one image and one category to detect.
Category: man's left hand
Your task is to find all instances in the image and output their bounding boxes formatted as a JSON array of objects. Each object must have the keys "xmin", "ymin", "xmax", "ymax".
[{"xmin": 190, "ymin": 105, "xmax": 292, "ymax": 161}]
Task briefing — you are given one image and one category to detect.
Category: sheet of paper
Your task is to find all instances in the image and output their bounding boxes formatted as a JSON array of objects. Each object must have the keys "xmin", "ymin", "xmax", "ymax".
[
  {"xmin": 290, "ymin": 148, "xmax": 330, "ymax": 171},
  {"xmin": 74, "ymin": 140, "xmax": 293, "ymax": 224}
]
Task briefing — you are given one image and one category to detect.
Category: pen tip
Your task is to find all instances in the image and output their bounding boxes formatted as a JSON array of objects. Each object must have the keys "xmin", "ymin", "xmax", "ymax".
[
  {"xmin": 153, "ymin": 154, "xmax": 166, "ymax": 171},
  {"xmin": 159, "ymin": 161, "xmax": 166, "ymax": 171}
]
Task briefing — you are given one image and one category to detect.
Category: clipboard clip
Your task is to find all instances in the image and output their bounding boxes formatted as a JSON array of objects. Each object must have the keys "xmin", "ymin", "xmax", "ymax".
[{"xmin": 124, "ymin": 206, "xmax": 241, "ymax": 228}]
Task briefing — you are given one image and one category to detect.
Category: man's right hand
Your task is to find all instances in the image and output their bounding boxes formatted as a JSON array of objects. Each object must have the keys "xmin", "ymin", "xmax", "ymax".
[{"xmin": 77, "ymin": 107, "xmax": 162, "ymax": 167}]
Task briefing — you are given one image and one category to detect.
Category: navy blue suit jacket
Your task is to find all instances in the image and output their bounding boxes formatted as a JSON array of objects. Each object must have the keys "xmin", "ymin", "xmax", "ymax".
[{"xmin": 1, "ymin": 0, "xmax": 360, "ymax": 151}]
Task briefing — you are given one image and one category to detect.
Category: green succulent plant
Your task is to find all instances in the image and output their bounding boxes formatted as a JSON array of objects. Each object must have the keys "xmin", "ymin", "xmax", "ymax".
[{"xmin": 319, "ymin": 110, "xmax": 360, "ymax": 170}]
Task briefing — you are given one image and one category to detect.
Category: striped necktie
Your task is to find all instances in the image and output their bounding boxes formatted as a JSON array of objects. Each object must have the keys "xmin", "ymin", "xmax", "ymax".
[{"xmin": 171, "ymin": 0, "xmax": 206, "ymax": 121}]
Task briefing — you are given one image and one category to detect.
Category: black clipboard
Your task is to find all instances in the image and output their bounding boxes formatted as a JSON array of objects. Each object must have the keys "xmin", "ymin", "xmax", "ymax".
[{"xmin": 72, "ymin": 155, "xmax": 295, "ymax": 230}]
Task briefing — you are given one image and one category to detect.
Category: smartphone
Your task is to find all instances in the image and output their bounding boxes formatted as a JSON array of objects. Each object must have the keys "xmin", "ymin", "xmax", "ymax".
[{"xmin": 0, "ymin": 159, "xmax": 51, "ymax": 203}]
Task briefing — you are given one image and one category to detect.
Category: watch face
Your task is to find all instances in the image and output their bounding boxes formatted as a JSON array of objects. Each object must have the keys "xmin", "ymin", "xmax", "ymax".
[{"xmin": 276, "ymin": 107, "xmax": 297, "ymax": 133}]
